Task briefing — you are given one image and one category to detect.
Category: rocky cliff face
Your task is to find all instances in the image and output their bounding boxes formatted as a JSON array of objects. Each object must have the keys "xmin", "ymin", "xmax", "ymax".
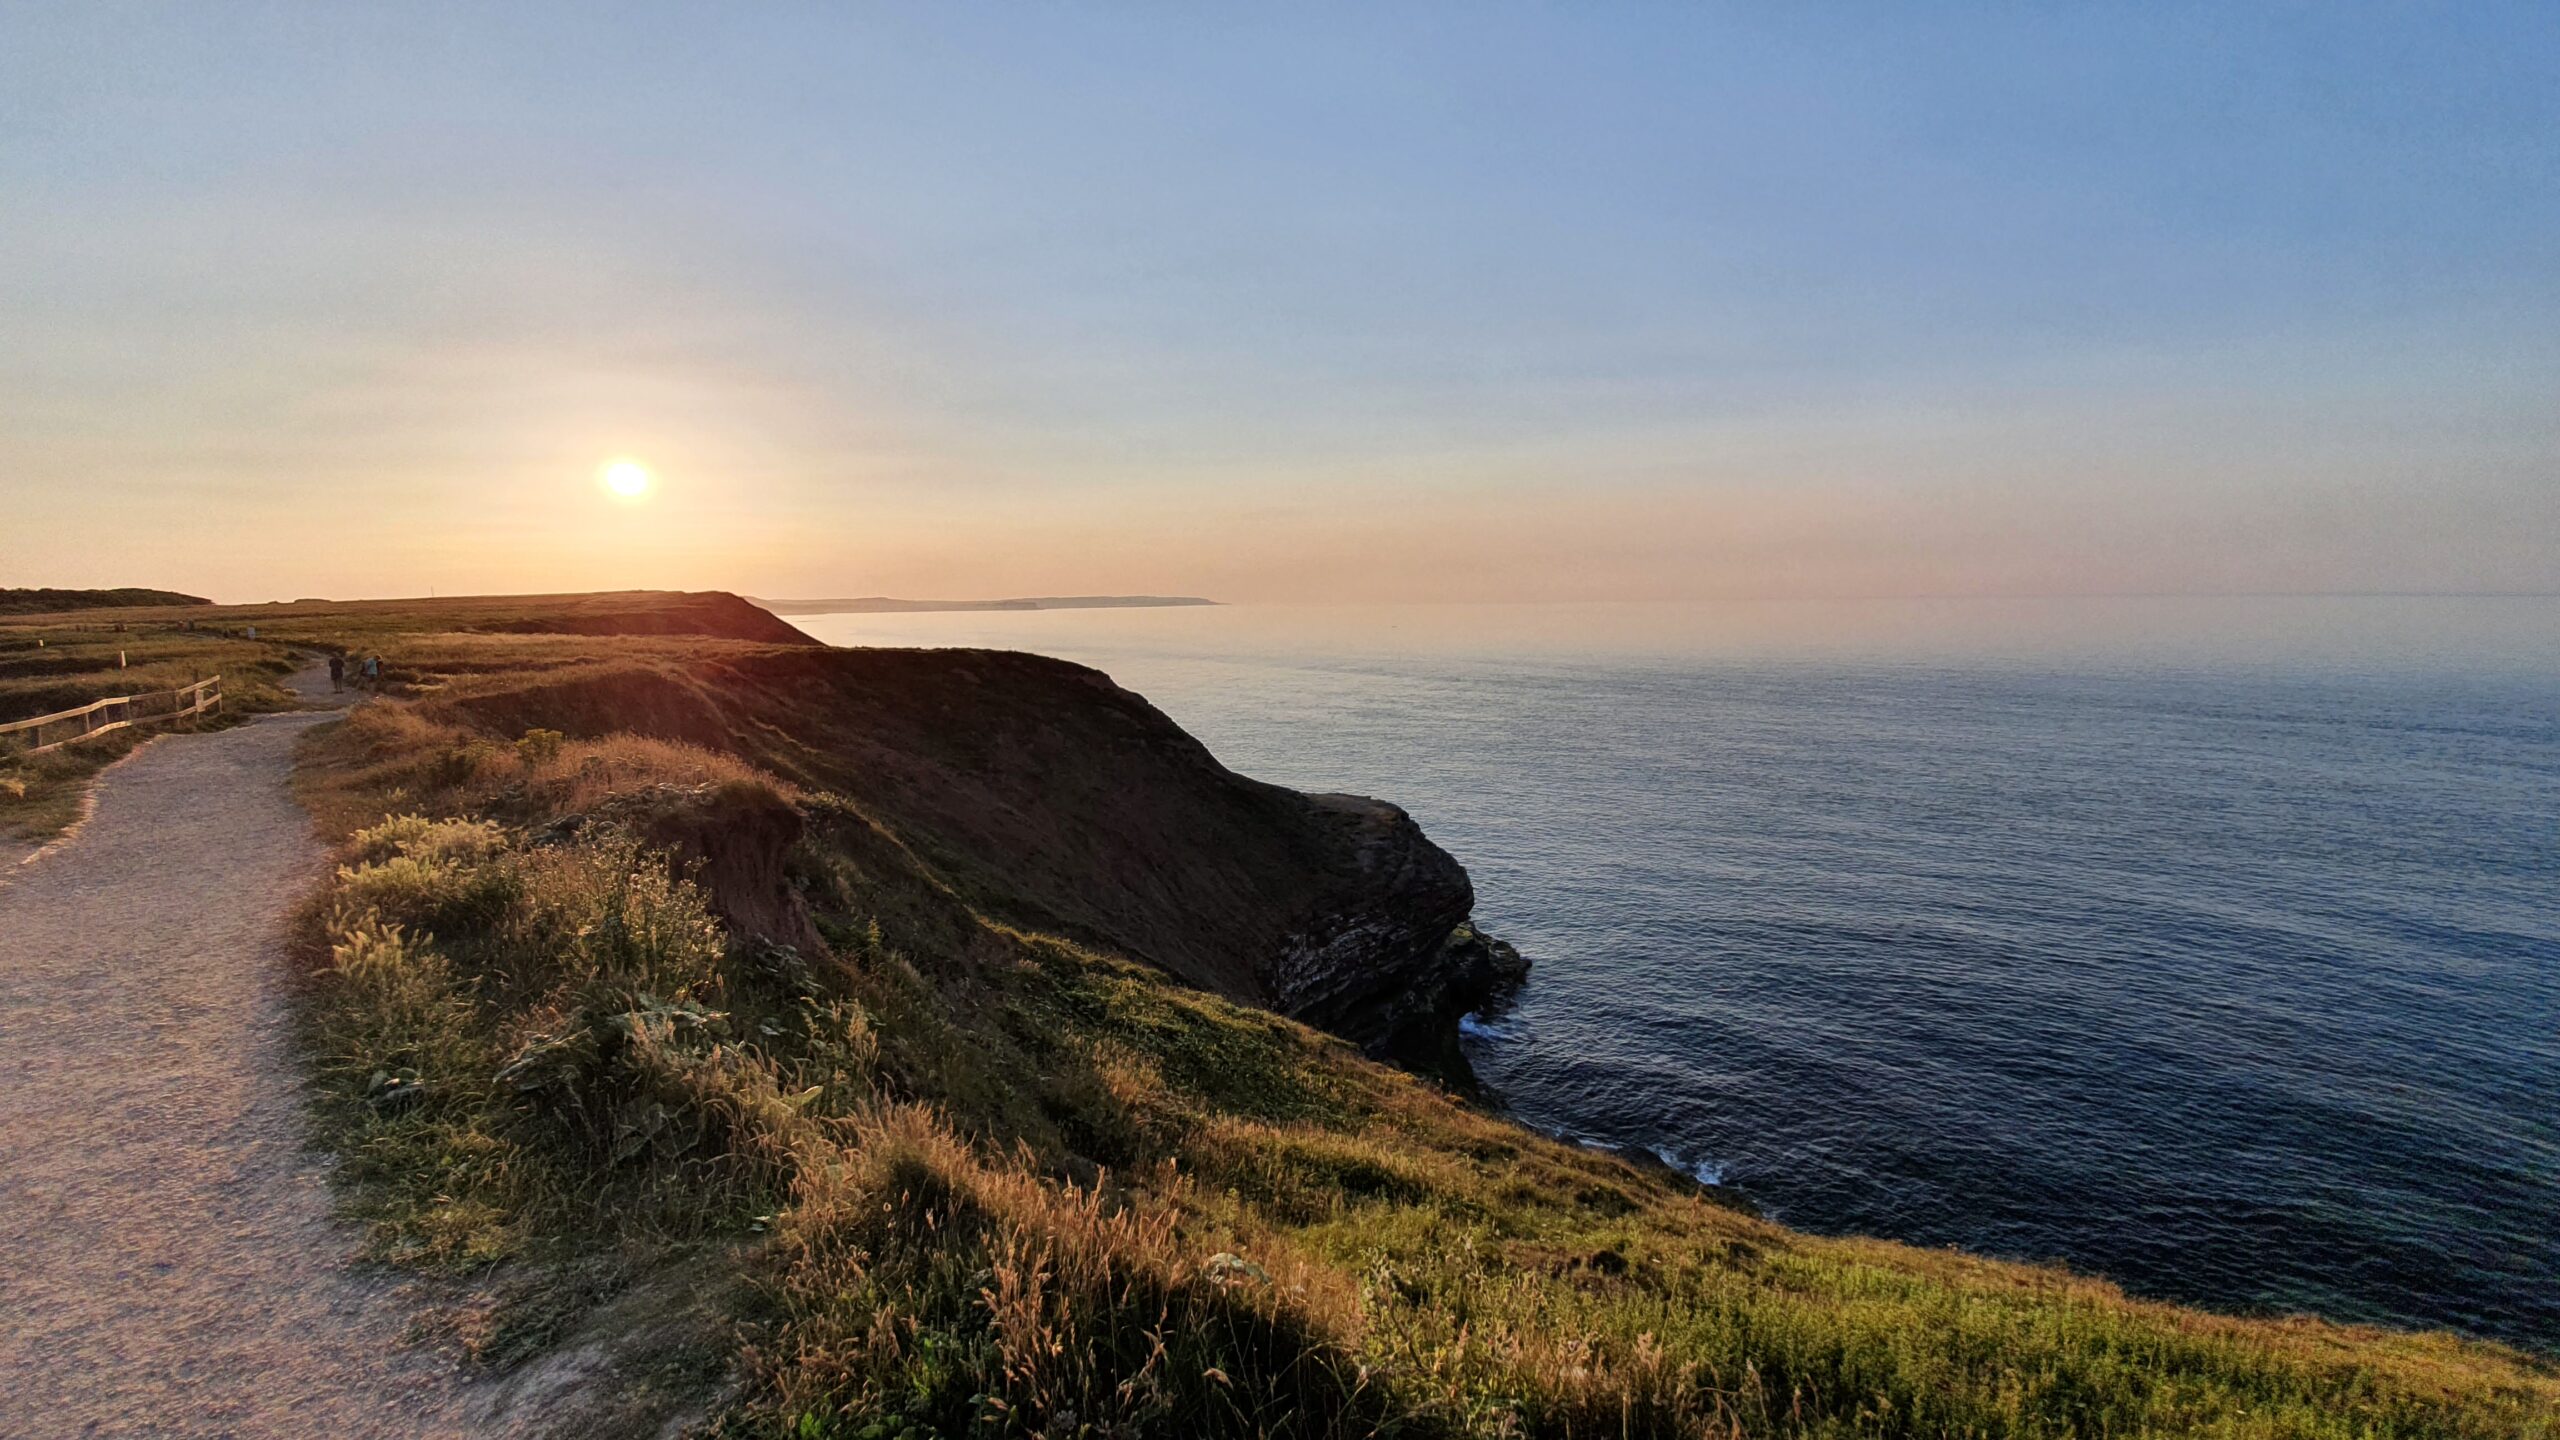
[
  {"xmin": 1264, "ymin": 795, "xmax": 1525, "ymax": 1073},
  {"xmin": 438, "ymin": 639, "xmax": 1521, "ymax": 1074}
]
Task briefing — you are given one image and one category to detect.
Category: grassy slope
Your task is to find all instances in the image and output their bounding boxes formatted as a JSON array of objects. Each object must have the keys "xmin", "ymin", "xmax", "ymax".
[
  {"xmin": 0, "ymin": 591, "xmax": 772, "ymax": 841},
  {"xmin": 201, "ymin": 595, "xmax": 2557, "ymax": 1436},
  {"xmin": 0, "ymin": 616, "xmax": 303, "ymax": 841},
  {"xmin": 1, "ymin": 589, "xmax": 798, "ymax": 843}
]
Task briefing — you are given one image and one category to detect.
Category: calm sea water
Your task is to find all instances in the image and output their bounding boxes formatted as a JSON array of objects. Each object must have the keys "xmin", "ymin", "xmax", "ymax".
[{"xmin": 799, "ymin": 599, "xmax": 2560, "ymax": 1348}]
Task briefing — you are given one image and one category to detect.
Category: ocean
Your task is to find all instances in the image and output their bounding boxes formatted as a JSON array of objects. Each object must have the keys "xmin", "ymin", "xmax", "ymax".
[{"xmin": 796, "ymin": 598, "xmax": 2560, "ymax": 1349}]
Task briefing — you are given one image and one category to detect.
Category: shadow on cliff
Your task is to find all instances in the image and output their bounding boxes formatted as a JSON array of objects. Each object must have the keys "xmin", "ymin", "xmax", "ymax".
[{"xmin": 425, "ymin": 643, "xmax": 1522, "ymax": 1079}]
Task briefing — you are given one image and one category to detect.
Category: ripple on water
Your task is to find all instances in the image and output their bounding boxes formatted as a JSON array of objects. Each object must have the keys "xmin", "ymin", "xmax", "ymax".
[{"xmin": 801, "ymin": 605, "xmax": 2560, "ymax": 1349}]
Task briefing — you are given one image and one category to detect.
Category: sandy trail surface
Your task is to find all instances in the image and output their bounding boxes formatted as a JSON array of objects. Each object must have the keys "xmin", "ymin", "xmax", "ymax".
[{"xmin": 0, "ymin": 673, "xmax": 504, "ymax": 1437}]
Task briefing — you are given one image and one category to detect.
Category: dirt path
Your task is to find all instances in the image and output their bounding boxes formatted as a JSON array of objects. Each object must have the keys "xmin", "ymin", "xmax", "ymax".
[{"xmin": 0, "ymin": 672, "xmax": 505, "ymax": 1437}]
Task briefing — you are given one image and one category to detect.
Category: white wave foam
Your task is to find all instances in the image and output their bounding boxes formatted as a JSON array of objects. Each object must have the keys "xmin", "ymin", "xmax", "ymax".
[{"xmin": 1650, "ymin": 1144, "xmax": 1727, "ymax": 1187}]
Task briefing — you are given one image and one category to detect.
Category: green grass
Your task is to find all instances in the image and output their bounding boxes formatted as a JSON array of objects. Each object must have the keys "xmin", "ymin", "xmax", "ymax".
[
  {"xmin": 1, "ymin": 585, "xmax": 802, "ymax": 840},
  {"xmin": 299, "ymin": 809, "xmax": 2560, "ymax": 1437},
  {"xmin": 242, "ymin": 592, "xmax": 2559, "ymax": 1437},
  {"xmin": 0, "ymin": 620, "xmax": 303, "ymax": 841}
]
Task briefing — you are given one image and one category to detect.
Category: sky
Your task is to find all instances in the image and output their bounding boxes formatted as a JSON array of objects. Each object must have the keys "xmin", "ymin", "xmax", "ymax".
[{"xmin": 3, "ymin": 3, "xmax": 2555, "ymax": 604}]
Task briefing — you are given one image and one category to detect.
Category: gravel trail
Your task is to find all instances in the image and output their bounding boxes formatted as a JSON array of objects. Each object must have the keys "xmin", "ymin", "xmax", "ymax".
[{"xmin": 0, "ymin": 677, "xmax": 501, "ymax": 1437}]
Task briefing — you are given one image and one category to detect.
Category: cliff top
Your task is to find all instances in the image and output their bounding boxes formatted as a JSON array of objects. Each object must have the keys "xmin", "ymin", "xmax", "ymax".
[
  {"xmin": 0, "ymin": 586, "xmax": 209, "ymax": 614},
  {"xmin": 0, "ymin": 588, "xmax": 815, "ymax": 645}
]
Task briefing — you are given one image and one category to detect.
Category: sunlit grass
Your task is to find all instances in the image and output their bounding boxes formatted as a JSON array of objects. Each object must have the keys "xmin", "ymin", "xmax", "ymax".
[
  {"xmin": 267, "ymin": 596, "xmax": 2560, "ymax": 1437},
  {"xmin": 293, "ymin": 804, "xmax": 2560, "ymax": 1437},
  {"xmin": 0, "ymin": 621, "xmax": 301, "ymax": 840}
]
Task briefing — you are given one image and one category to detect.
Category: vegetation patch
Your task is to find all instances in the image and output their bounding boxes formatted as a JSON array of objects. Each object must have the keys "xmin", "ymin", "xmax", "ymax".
[
  {"xmin": 267, "ymin": 597, "xmax": 2559, "ymax": 1438},
  {"xmin": 0, "ymin": 586, "xmax": 209, "ymax": 614},
  {"xmin": 0, "ymin": 619, "xmax": 302, "ymax": 842}
]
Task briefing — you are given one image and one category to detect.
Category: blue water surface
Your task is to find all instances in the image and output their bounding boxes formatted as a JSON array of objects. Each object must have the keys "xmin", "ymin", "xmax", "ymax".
[{"xmin": 801, "ymin": 600, "xmax": 2560, "ymax": 1347}]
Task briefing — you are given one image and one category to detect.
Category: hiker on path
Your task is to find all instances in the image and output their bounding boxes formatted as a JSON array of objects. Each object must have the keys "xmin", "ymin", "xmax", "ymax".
[
  {"xmin": 327, "ymin": 655, "xmax": 345, "ymax": 693},
  {"xmin": 362, "ymin": 655, "xmax": 383, "ymax": 691}
]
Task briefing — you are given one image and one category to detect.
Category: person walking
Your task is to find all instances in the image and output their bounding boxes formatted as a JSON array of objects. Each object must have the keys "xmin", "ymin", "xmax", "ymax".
[
  {"xmin": 362, "ymin": 655, "xmax": 383, "ymax": 690},
  {"xmin": 327, "ymin": 654, "xmax": 345, "ymax": 693}
]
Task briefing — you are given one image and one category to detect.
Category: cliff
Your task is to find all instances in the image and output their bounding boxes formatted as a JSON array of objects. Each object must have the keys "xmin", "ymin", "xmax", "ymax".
[
  {"xmin": 430, "ymin": 642, "xmax": 1516, "ymax": 1073},
  {"xmin": 151, "ymin": 588, "xmax": 819, "ymax": 645},
  {"xmin": 273, "ymin": 590, "xmax": 2559, "ymax": 1438}
]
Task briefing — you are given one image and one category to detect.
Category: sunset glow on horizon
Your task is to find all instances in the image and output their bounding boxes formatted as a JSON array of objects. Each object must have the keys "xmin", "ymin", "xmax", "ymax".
[{"xmin": 3, "ymin": 8, "xmax": 2553, "ymax": 604}]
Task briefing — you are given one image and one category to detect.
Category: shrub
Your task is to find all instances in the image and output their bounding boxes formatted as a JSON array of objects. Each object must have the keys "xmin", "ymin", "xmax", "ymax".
[
  {"xmin": 516, "ymin": 727, "xmax": 566, "ymax": 766},
  {"xmin": 333, "ymin": 851, "xmax": 521, "ymax": 951},
  {"xmin": 345, "ymin": 813, "xmax": 510, "ymax": 868},
  {"xmin": 514, "ymin": 834, "xmax": 726, "ymax": 998},
  {"xmin": 307, "ymin": 820, "xmax": 809, "ymax": 1262},
  {"xmin": 493, "ymin": 999, "xmax": 812, "ymax": 1221},
  {"xmin": 424, "ymin": 739, "xmax": 509, "ymax": 789},
  {"xmin": 301, "ymin": 914, "xmax": 532, "ymax": 1268}
]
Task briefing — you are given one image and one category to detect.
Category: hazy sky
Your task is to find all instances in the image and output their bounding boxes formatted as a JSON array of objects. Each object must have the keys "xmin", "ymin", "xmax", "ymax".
[{"xmin": 5, "ymin": 3, "xmax": 2555, "ymax": 603}]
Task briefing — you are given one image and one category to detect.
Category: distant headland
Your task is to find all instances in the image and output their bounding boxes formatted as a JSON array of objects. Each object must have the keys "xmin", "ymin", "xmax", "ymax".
[
  {"xmin": 750, "ymin": 594, "xmax": 1218, "ymax": 615},
  {"xmin": 0, "ymin": 586, "xmax": 209, "ymax": 615}
]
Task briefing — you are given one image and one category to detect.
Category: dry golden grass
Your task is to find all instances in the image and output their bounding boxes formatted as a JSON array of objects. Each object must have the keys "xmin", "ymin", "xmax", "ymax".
[
  {"xmin": 295, "ymin": 700, "xmax": 778, "ymax": 837},
  {"xmin": 757, "ymin": 1104, "xmax": 1383, "ymax": 1437},
  {"xmin": 263, "ymin": 593, "xmax": 2560, "ymax": 1438},
  {"xmin": 294, "ymin": 797, "xmax": 2560, "ymax": 1436},
  {"xmin": 0, "ymin": 623, "xmax": 301, "ymax": 841}
]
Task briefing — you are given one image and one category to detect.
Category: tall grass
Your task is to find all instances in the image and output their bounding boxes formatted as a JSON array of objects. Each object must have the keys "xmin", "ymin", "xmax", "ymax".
[
  {"xmin": 301, "ymin": 816, "xmax": 802, "ymax": 1267},
  {"xmin": 292, "ymin": 810, "xmax": 2559, "ymax": 1438},
  {"xmin": 265, "ymin": 603, "xmax": 2558, "ymax": 1438},
  {"xmin": 756, "ymin": 1104, "xmax": 1385, "ymax": 1439}
]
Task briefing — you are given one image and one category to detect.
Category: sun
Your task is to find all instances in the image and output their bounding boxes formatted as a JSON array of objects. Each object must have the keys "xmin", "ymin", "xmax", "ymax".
[{"xmin": 600, "ymin": 459, "xmax": 653, "ymax": 498}]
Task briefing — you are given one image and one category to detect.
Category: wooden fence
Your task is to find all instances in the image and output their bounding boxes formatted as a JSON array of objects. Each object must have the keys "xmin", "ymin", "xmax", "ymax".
[{"xmin": 0, "ymin": 676, "xmax": 222, "ymax": 756}]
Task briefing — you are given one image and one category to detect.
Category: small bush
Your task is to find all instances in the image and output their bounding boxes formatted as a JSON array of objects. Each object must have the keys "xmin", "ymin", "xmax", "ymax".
[
  {"xmin": 772, "ymin": 997, "xmax": 881, "ymax": 1115},
  {"xmin": 423, "ymin": 740, "xmax": 508, "ymax": 789},
  {"xmin": 307, "ymin": 822, "xmax": 806, "ymax": 1262},
  {"xmin": 334, "ymin": 851, "xmax": 521, "ymax": 951},
  {"xmin": 514, "ymin": 834, "xmax": 726, "ymax": 998},
  {"xmin": 345, "ymin": 813, "xmax": 509, "ymax": 868},
  {"xmin": 516, "ymin": 727, "xmax": 566, "ymax": 766},
  {"xmin": 302, "ymin": 914, "xmax": 532, "ymax": 1267},
  {"xmin": 494, "ymin": 1000, "xmax": 812, "ymax": 1223}
]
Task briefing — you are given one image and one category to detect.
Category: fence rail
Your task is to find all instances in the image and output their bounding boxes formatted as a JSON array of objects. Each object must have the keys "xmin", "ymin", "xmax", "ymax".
[{"xmin": 0, "ymin": 676, "xmax": 222, "ymax": 755}]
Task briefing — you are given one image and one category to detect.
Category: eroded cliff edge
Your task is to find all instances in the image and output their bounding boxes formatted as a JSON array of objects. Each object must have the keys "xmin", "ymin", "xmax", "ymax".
[{"xmin": 433, "ymin": 642, "xmax": 1522, "ymax": 1078}]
